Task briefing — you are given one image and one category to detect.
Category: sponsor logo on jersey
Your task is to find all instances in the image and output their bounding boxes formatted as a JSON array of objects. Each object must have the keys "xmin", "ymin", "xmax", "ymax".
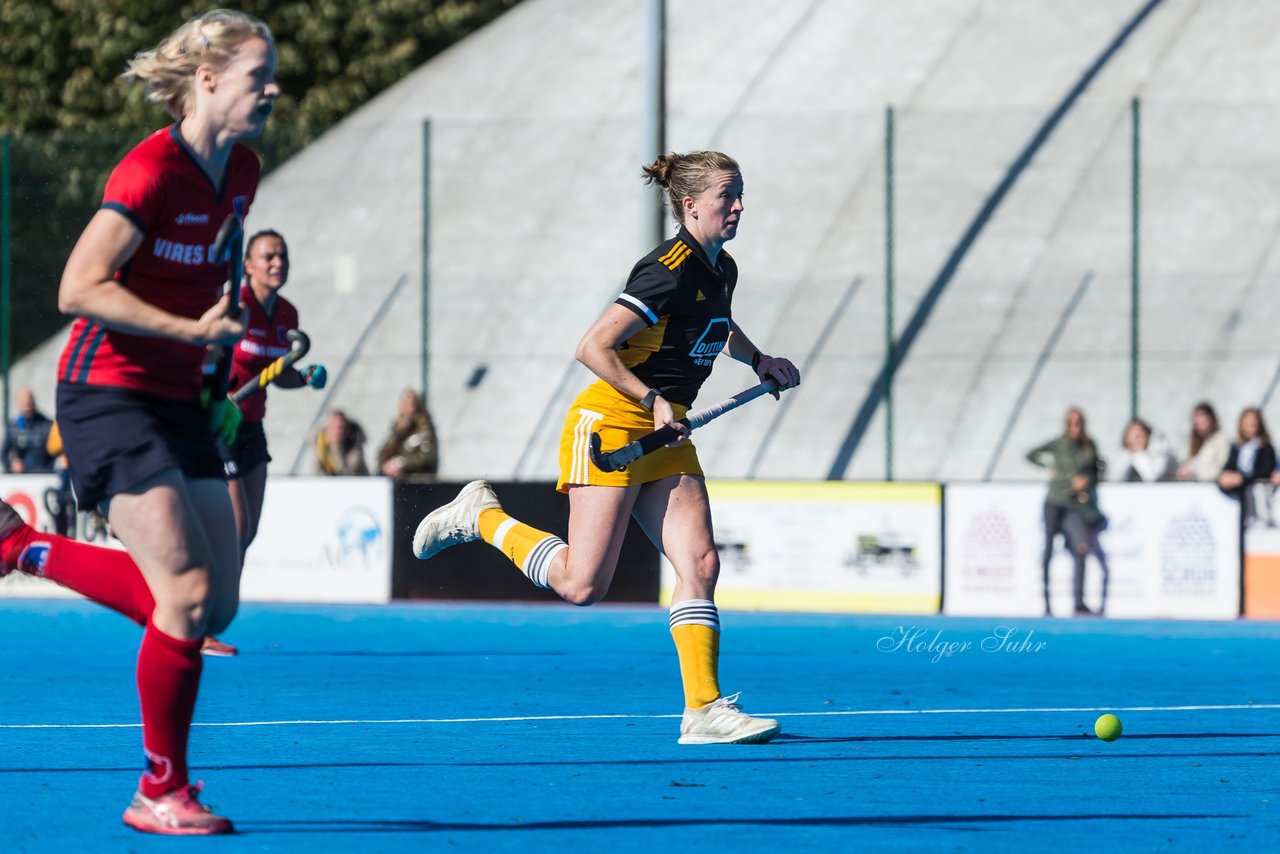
[
  {"xmin": 175, "ymin": 212, "xmax": 210, "ymax": 225},
  {"xmin": 238, "ymin": 338, "xmax": 288, "ymax": 358},
  {"xmin": 696, "ymin": 290, "xmax": 706, "ymax": 302},
  {"xmin": 153, "ymin": 238, "xmax": 214, "ymax": 266},
  {"xmin": 689, "ymin": 317, "xmax": 731, "ymax": 366}
]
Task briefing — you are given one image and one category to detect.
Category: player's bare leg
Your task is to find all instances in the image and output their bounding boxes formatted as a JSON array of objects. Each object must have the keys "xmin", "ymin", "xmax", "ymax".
[
  {"xmin": 108, "ymin": 469, "xmax": 234, "ymax": 834},
  {"xmin": 551, "ymin": 484, "xmax": 639, "ymax": 604},
  {"xmin": 412, "ymin": 479, "xmax": 637, "ymax": 601},
  {"xmin": 204, "ymin": 461, "xmax": 263, "ymax": 656},
  {"xmin": 633, "ymin": 474, "xmax": 779, "ymax": 745},
  {"xmin": 413, "ymin": 477, "xmax": 777, "ymax": 744}
]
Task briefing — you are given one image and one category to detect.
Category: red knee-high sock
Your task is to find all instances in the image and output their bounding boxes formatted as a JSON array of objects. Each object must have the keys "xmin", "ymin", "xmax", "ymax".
[
  {"xmin": 1, "ymin": 526, "xmax": 154, "ymax": 626},
  {"xmin": 137, "ymin": 620, "xmax": 203, "ymax": 798}
]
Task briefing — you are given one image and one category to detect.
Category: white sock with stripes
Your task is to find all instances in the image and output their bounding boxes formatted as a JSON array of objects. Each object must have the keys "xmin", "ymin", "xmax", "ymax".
[
  {"xmin": 523, "ymin": 537, "xmax": 565, "ymax": 589},
  {"xmin": 669, "ymin": 598, "xmax": 720, "ymax": 631}
]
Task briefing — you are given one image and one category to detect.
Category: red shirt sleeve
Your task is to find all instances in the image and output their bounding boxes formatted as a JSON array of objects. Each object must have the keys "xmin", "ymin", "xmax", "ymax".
[{"xmin": 100, "ymin": 152, "xmax": 167, "ymax": 233}]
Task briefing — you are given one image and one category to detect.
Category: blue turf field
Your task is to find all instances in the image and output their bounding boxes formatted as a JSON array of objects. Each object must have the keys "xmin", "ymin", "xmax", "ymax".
[{"xmin": 1, "ymin": 599, "xmax": 1278, "ymax": 851}]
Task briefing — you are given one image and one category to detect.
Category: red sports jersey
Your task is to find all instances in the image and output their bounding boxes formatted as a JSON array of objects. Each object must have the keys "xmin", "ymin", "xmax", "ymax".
[
  {"xmin": 57, "ymin": 125, "xmax": 261, "ymax": 401},
  {"xmin": 228, "ymin": 284, "xmax": 299, "ymax": 423}
]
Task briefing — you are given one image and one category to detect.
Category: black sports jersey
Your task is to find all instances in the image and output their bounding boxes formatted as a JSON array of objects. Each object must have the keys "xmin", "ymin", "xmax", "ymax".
[{"xmin": 614, "ymin": 227, "xmax": 737, "ymax": 406}]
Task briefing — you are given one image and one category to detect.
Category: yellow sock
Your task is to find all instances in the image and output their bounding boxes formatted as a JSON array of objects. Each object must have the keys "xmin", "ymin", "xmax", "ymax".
[
  {"xmin": 478, "ymin": 508, "xmax": 564, "ymax": 589},
  {"xmin": 670, "ymin": 599, "xmax": 721, "ymax": 708}
]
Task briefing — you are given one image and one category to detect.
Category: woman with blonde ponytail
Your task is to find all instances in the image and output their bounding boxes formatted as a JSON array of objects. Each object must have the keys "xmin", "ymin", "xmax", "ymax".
[
  {"xmin": 6, "ymin": 7, "xmax": 278, "ymax": 836},
  {"xmin": 414, "ymin": 151, "xmax": 801, "ymax": 745}
]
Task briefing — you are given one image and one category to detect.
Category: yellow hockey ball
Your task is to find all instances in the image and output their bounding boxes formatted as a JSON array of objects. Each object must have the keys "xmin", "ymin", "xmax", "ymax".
[{"xmin": 1094, "ymin": 713, "xmax": 1122, "ymax": 742}]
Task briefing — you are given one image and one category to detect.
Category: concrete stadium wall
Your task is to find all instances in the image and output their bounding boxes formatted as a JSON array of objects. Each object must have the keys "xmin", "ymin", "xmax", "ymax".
[{"xmin": 14, "ymin": 0, "xmax": 1280, "ymax": 485}]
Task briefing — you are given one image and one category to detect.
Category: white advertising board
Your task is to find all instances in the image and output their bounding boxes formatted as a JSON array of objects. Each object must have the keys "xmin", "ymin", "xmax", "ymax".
[
  {"xmin": 660, "ymin": 481, "xmax": 942, "ymax": 614},
  {"xmin": 240, "ymin": 476, "xmax": 393, "ymax": 603},
  {"xmin": 1, "ymin": 475, "xmax": 392, "ymax": 605},
  {"xmin": 944, "ymin": 483, "xmax": 1240, "ymax": 619}
]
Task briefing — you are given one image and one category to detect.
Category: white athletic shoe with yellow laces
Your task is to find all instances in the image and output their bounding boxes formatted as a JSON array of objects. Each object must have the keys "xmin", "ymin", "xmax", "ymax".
[
  {"xmin": 678, "ymin": 692, "xmax": 781, "ymax": 745},
  {"xmin": 412, "ymin": 480, "xmax": 502, "ymax": 560}
]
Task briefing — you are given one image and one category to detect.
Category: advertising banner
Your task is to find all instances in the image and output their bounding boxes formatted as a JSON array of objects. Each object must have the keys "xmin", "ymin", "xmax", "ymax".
[
  {"xmin": 1, "ymin": 475, "xmax": 393, "ymax": 604},
  {"xmin": 660, "ymin": 481, "xmax": 942, "ymax": 614},
  {"xmin": 1241, "ymin": 483, "xmax": 1280, "ymax": 618},
  {"xmin": 944, "ymin": 483, "xmax": 1240, "ymax": 619},
  {"xmin": 241, "ymin": 477, "xmax": 393, "ymax": 603}
]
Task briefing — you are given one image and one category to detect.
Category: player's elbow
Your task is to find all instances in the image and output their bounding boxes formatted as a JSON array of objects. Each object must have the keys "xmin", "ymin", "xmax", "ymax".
[
  {"xmin": 573, "ymin": 335, "xmax": 595, "ymax": 367},
  {"xmin": 57, "ymin": 274, "xmax": 91, "ymax": 317},
  {"xmin": 56, "ymin": 283, "xmax": 81, "ymax": 317}
]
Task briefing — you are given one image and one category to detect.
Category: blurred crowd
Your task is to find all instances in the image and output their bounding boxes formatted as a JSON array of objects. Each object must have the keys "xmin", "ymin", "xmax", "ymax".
[
  {"xmin": 3, "ymin": 386, "xmax": 440, "ymax": 484},
  {"xmin": 1025, "ymin": 401, "xmax": 1277, "ymax": 618},
  {"xmin": 310, "ymin": 388, "xmax": 438, "ymax": 480},
  {"xmin": 1026, "ymin": 401, "xmax": 1280, "ymax": 527}
]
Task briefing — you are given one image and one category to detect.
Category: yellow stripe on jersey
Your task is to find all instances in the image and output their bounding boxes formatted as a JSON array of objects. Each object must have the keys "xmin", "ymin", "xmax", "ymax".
[
  {"xmin": 657, "ymin": 241, "xmax": 685, "ymax": 266},
  {"xmin": 619, "ymin": 316, "xmax": 668, "ymax": 368},
  {"xmin": 658, "ymin": 241, "xmax": 693, "ymax": 271},
  {"xmin": 661, "ymin": 244, "xmax": 693, "ymax": 271}
]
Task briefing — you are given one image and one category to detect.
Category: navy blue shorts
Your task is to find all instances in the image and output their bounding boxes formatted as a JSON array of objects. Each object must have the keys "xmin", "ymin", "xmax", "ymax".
[
  {"xmin": 56, "ymin": 383, "xmax": 225, "ymax": 510},
  {"xmin": 219, "ymin": 419, "xmax": 271, "ymax": 480}
]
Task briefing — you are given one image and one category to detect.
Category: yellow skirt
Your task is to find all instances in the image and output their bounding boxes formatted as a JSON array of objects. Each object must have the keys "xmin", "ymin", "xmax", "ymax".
[{"xmin": 556, "ymin": 379, "xmax": 704, "ymax": 492}]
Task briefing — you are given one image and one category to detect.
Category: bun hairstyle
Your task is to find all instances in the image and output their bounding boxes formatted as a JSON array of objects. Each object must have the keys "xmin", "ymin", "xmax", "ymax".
[
  {"xmin": 123, "ymin": 9, "xmax": 273, "ymax": 120},
  {"xmin": 642, "ymin": 151, "xmax": 740, "ymax": 224}
]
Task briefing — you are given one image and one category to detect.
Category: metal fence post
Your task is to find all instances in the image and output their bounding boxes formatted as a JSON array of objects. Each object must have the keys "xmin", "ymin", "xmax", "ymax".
[
  {"xmin": 1130, "ymin": 97, "xmax": 1141, "ymax": 420},
  {"xmin": 884, "ymin": 106, "xmax": 895, "ymax": 481},
  {"xmin": 1, "ymin": 133, "xmax": 11, "ymax": 429},
  {"xmin": 421, "ymin": 119, "xmax": 431, "ymax": 406}
]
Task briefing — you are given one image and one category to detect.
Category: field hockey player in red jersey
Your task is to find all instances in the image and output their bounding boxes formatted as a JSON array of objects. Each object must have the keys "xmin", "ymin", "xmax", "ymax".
[
  {"xmin": 201, "ymin": 229, "xmax": 325, "ymax": 657},
  {"xmin": 414, "ymin": 151, "xmax": 800, "ymax": 745},
  {"xmin": 1, "ymin": 9, "xmax": 277, "ymax": 835}
]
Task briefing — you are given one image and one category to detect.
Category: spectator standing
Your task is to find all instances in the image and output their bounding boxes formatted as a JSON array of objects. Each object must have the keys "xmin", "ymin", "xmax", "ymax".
[
  {"xmin": 377, "ymin": 389, "xmax": 439, "ymax": 480},
  {"xmin": 3, "ymin": 388, "xmax": 56, "ymax": 473},
  {"xmin": 1026, "ymin": 407, "xmax": 1107, "ymax": 616}
]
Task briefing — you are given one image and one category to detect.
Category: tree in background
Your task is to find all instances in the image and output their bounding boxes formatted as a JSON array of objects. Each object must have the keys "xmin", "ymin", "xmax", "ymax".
[{"xmin": 0, "ymin": 0, "xmax": 521, "ymax": 356}]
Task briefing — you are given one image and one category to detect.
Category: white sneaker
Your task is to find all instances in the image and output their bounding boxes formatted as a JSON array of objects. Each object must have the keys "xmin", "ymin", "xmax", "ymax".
[
  {"xmin": 412, "ymin": 480, "xmax": 501, "ymax": 560},
  {"xmin": 678, "ymin": 692, "xmax": 781, "ymax": 745}
]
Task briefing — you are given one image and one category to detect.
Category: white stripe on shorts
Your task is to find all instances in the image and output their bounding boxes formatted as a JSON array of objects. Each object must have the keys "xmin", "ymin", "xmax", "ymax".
[{"xmin": 570, "ymin": 408, "xmax": 604, "ymax": 485}]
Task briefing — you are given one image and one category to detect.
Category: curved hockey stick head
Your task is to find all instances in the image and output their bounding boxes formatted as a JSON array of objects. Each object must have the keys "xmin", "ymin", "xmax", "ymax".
[
  {"xmin": 285, "ymin": 328, "xmax": 311, "ymax": 357},
  {"xmin": 588, "ymin": 432, "xmax": 616, "ymax": 473}
]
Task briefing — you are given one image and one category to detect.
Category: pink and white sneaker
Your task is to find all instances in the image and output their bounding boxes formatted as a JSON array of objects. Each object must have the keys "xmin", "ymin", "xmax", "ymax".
[
  {"xmin": 201, "ymin": 637, "xmax": 239, "ymax": 657},
  {"xmin": 122, "ymin": 782, "xmax": 234, "ymax": 836}
]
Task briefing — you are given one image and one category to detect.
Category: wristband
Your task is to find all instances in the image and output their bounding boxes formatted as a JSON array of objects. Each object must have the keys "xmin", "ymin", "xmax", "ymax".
[
  {"xmin": 751, "ymin": 350, "xmax": 763, "ymax": 372},
  {"xmin": 640, "ymin": 388, "xmax": 663, "ymax": 411}
]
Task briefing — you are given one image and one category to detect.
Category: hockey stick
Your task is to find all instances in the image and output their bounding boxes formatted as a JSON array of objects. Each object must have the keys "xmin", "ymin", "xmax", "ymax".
[
  {"xmin": 230, "ymin": 329, "xmax": 311, "ymax": 404},
  {"xmin": 589, "ymin": 379, "xmax": 782, "ymax": 472},
  {"xmin": 209, "ymin": 213, "xmax": 245, "ymax": 399}
]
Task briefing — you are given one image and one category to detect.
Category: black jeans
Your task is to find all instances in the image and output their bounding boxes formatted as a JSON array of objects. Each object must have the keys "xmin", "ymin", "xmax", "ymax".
[{"xmin": 1042, "ymin": 501, "xmax": 1093, "ymax": 612}]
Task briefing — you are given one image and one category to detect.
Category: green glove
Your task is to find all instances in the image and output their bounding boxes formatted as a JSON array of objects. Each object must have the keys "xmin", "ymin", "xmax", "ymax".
[{"xmin": 202, "ymin": 389, "xmax": 243, "ymax": 446}]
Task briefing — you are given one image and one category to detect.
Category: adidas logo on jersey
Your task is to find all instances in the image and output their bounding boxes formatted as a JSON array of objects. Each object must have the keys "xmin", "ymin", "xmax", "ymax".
[{"xmin": 696, "ymin": 290, "xmax": 706, "ymax": 301}]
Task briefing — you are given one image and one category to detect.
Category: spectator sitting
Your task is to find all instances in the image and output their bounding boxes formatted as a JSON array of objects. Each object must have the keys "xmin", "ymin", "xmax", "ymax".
[
  {"xmin": 1217, "ymin": 406, "xmax": 1276, "ymax": 496},
  {"xmin": 2, "ymin": 387, "xmax": 56, "ymax": 473},
  {"xmin": 377, "ymin": 389, "xmax": 439, "ymax": 481},
  {"xmin": 1177, "ymin": 401, "xmax": 1231, "ymax": 482},
  {"xmin": 313, "ymin": 409, "xmax": 369, "ymax": 475},
  {"xmin": 1115, "ymin": 418, "xmax": 1177, "ymax": 482}
]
